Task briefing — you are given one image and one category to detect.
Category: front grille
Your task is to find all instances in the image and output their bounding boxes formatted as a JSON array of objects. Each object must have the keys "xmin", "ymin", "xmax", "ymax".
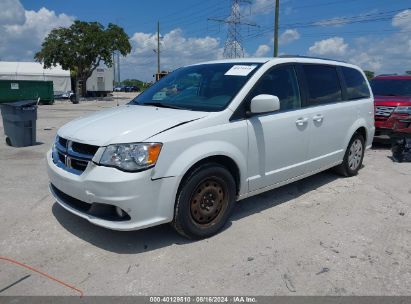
[
  {"xmin": 58, "ymin": 137, "xmax": 67, "ymax": 147},
  {"xmin": 52, "ymin": 136, "xmax": 99, "ymax": 175},
  {"xmin": 72, "ymin": 142, "xmax": 99, "ymax": 156},
  {"xmin": 71, "ymin": 158, "xmax": 88, "ymax": 171},
  {"xmin": 375, "ymin": 106, "xmax": 396, "ymax": 117},
  {"xmin": 58, "ymin": 152, "xmax": 65, "ymax": 163}
]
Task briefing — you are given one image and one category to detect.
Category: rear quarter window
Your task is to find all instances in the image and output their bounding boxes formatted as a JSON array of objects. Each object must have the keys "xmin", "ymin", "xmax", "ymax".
[
  {"xmin": 341, "ymin": 67, "xmax": 370, "ymax": 100},
  {"xmin": 302, "ymin": 65, "xmax": 342, "ymax": 106}
]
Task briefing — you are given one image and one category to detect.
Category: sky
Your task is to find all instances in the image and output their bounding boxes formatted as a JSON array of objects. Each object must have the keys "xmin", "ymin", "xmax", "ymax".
[{"xmin": 1, "ymin": 0, "xmax": 411, "ymax": 81}]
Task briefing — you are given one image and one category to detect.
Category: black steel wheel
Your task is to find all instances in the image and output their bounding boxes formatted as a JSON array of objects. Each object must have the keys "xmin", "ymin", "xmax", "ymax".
[{"xmin": 172, "ymin": 163, "xmax": 236, "ymax": 239}]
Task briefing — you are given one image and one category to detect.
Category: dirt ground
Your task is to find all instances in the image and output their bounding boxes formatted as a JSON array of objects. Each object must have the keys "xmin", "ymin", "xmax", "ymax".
[{"xmin": 0, "ymin": 95, "xmax": 410, "ymax": 296}]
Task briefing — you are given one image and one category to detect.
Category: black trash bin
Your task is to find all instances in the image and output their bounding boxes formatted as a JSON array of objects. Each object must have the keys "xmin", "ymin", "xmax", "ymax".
[{"xmin": 0, "ymin": 100, "xmax": 37, "ymax": 147}]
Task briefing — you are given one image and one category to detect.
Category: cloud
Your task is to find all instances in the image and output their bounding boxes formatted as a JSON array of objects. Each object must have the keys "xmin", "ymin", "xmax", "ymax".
[
  {"xmin": 392, "ymin": 9, "xmax": 411, "ymax": 31},
  {"xmin": 250, "ymin": 0, "xmax": 292, "ymax": 16},
  {"xmin": 250, "ymin": 0, "xmax": 274, "ymax": 15},
  {"xmin": 0, "ymin": 1, "xmax": 224, "ymax": 81},
  {"xmin": 308, "ymin": 37, "xmax": 348, "ymax": 56},
  {"xmin": 122, "ymin": 28, "xmax": 224, "ymax": 81},
  {"xmin": 279, "ymin": 29, "xmax": 300, "ymax": 45},
  {"xmin": 254, "ymin": 44, "xmax": 271, "ymax": 57},
  {"xmin": 307, "ymin": 37, "xmax": 383, "ymax": 71},
  {"xmin": 307, "ymin": 10, "xmax": 411, "ymax": 73},
  {"xmin": 349, "ymin": 52, "xmax": 383, "ymax": 72},
  {"xmin": 0, "ymin": 0, "xmax": 25, "ymax": 26},
  {"xmin": 0, "ymin": 1, "xmax": 74, "ymax": 61}
]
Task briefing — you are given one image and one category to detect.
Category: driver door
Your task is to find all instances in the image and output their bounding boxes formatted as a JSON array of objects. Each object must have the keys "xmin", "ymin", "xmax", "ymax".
[{"xmin": 246, "ymin": 64, "xmax": 311, "ymax": 191}]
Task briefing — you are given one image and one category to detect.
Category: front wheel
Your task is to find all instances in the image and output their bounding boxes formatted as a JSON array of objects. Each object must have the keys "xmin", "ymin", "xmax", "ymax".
[
  {"xmin": 335, "ymin": 133, "xmax": 365, "ymax": 176},
  {"xmin": 172, "ymin": 163, "xmax": 236, "ymax": 239}
]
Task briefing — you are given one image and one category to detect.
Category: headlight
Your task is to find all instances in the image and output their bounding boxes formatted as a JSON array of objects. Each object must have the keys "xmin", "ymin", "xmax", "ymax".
[
  {"xmin": 99, "ymin": 143, "xmax": 162, "ymax": 172},
  {"xmin": 394, "ymin": 106, "xmax": 411, "ymax": 114}
]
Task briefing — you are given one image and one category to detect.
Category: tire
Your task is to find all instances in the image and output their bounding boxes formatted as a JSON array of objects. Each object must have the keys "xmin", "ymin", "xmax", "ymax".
[
  {"xmin": 335, "ymin": 133, "xmax": 365, "ymax": 177},
  {"xmin": 172, "ymin": 163, "xmax": 236, "ymax": 239},
  {"xmin": 70, "ymin": 94, "xmax": 78, "ymax": 104}
]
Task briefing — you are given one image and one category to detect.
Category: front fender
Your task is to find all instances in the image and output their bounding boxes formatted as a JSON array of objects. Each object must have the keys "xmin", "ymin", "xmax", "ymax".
[{"xmin": 152, "ymin": 140, "xmax": 248, "ymax": 195}]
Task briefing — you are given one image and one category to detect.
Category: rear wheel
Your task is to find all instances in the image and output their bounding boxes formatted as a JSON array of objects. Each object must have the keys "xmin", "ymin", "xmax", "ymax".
[
  {"xmin": 335, "ymin": 133, "xmax": 365, "ymax": 176},
  {"xmin": 172, "ymin": 163, "xmax": 236, "ymax": 239}
]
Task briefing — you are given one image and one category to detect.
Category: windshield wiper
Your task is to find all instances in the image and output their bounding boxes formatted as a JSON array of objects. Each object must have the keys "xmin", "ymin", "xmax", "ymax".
[{"xmin": 143, "ymin": 102, "xmax": 185, "ymax": 110}]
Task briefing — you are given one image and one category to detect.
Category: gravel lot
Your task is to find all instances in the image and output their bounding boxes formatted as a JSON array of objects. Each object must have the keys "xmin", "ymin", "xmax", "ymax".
[{"xmin": 0, "ymin": 94, "xmax": 410, "ymax": 296}]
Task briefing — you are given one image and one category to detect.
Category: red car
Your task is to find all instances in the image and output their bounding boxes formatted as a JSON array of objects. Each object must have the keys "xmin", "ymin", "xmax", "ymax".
[{"xmin": 370, "ymin": 75, "xmax": 411, "ymax": 136}]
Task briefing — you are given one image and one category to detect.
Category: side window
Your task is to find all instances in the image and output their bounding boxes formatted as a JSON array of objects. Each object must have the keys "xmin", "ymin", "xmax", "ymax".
[
  {"xmin": 341, "ymin": 67, "xmax": 370, "ymax": 100},
  {"xmin": 249, "ymin": 65, "xmax": 301, "ymax": 111},
  {"xmin": 302, "ymin": 65, "xmax": 342, "ymax": 106}
]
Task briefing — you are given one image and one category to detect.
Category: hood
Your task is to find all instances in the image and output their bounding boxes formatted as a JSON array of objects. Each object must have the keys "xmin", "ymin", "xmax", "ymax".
[
  {"xmin": 374, "ymin": 95, "xmax": 411, "ymax": 106},
  {"xmin": 58, "ymin": 105, "xmax": 207, "ymax": 146}
]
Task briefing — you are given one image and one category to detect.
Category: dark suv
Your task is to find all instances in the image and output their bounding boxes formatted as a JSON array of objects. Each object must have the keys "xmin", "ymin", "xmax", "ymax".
[
  {"xmin": 125, "ymin": 86, "xmax": 140, "ymax": 92},
  {"xmin": 370, "ymin": 75, "xmax": 411, "ymax": 135}
]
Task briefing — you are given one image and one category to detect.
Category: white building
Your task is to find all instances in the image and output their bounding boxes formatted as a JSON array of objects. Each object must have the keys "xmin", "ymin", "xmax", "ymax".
[{"xmin": 0, "ymin": 61, "xmax": 71, "ymax": 95}]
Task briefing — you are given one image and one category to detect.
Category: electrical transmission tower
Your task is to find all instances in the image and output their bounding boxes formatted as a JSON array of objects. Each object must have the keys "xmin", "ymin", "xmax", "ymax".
[{"xmin": 209, "ymin": 0, "xmax": 257, "ymax": 58}]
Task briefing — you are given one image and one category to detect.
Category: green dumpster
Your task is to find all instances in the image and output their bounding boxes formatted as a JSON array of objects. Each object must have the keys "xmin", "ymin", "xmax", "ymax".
[{"xmin": 0, "ymin": 80, "xmax": 54, "ymax": 105}]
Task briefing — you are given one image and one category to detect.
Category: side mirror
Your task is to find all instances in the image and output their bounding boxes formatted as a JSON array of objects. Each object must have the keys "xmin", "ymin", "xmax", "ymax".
[{"xmin": 249, "ymin": 94, "xmax": 280, "ymax": 115}]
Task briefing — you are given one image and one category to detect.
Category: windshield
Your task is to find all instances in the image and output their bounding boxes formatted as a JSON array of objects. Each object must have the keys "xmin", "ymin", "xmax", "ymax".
[
  {"xmin": 129, "ymin": 63, "xmax": 262, "ymax": 111},
  {"xmin": 370, "ymin": 79, "xmax": 411, "ymax": 97}
]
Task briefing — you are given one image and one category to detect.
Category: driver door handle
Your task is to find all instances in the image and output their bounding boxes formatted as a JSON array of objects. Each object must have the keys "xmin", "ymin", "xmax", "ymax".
[
  {"xmin": 295, "ymin": 117, "xmax": 308, "ymax": 126},
  {"xmin": 313, "ymin": 114, "xmax": 324, "ymax": 122}
]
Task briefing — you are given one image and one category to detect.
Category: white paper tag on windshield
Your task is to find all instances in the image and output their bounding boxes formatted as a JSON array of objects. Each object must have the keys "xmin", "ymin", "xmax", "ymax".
[{"xmin": 225, "ymin": 65, "xmax": 257, "ymax": 76}]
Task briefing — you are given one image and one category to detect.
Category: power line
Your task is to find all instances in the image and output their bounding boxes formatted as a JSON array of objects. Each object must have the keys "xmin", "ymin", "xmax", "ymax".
[
  {"xmin": 246, "ymin": 7, "xmax": 411, "ymax": 40},
  {"xmin": 135, "ymin": 0, "xmax": 222, "ymax": 28}
]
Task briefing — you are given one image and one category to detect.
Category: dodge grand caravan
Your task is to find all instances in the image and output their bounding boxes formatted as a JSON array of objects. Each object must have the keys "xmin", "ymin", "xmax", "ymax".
[{"xmin": 47, "ymin": 57, "xmax": 375, "ymax": 239}]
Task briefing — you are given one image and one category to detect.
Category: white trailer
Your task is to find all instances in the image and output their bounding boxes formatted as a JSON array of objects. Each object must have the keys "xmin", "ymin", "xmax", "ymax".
[{"xmin": 86, "ymin": 66, "xmax": 114, "ymax": 97}]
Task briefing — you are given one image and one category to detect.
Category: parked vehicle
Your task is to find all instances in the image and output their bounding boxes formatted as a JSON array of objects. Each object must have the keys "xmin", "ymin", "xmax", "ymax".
[
  {"xmin": 125, "ymin": 85, "xmax": 140, "ymax": 92},
  {"xmin": 113, "ymin": 86, "xmax": 125, "ymax": 92},
  {"xmin": 47, "ymin": 57, "xmax": 375, "ymax": 239},
  {"xmin": 60, "ymin": 91, "xmax": 73, "ymax": 99},
  {"xmin": 370, "ymin": 75, "xmax": 411, "ymax": 136}
]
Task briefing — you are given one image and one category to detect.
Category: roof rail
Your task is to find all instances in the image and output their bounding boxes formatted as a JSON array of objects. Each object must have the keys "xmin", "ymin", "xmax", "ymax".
[{"xmin": 277, "ymin": 55, "xmax": 347, "ymax": 63}]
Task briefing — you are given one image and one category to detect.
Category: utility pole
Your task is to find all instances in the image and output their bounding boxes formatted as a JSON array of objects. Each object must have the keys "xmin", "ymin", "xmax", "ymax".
[
  {"xmin": 112, "ymin": 51, "xmax": 120, "ymax": 85},
  {"xmin": 274, "ymin": 0, "xmax": 280, "ymax": 57},
  {"xmin": 157, "ymin": 20, "xmax": 160, "ymax": 77},
  {"xmin": 112, "ymin": 52, "xmax": 116, "ymax": 86},
  {"xmin": 117, "ymin": 51, "xmax": 120, "ymax": 83},
  {"xmin": 209, "ymin": 0, "xmax": 257, "ymax": 59}
]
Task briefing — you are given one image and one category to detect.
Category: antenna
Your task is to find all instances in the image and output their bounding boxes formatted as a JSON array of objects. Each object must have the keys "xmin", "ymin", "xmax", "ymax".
[{"xmin": 209, "ymin": 0, "xmax": 257, "ymax": 58}]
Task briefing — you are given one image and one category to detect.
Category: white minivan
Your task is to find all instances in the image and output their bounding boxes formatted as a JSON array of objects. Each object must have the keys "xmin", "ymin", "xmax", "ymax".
[{"xmin": 47, "ymin": 57, "xmax": 375, "ymax": 239}]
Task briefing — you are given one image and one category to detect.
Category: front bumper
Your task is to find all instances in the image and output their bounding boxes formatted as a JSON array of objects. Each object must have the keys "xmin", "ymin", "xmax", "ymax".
[
  {"xmin": 375, "ymin": 113, "xmax": 411, "ymax": 135},
  {"xmin": 375, "ymin": 119, "xmax": 394, "ymax": 134},
  {"xmin": 47, "ymin": 150, "xmax": 178, "ymax": 231}
]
